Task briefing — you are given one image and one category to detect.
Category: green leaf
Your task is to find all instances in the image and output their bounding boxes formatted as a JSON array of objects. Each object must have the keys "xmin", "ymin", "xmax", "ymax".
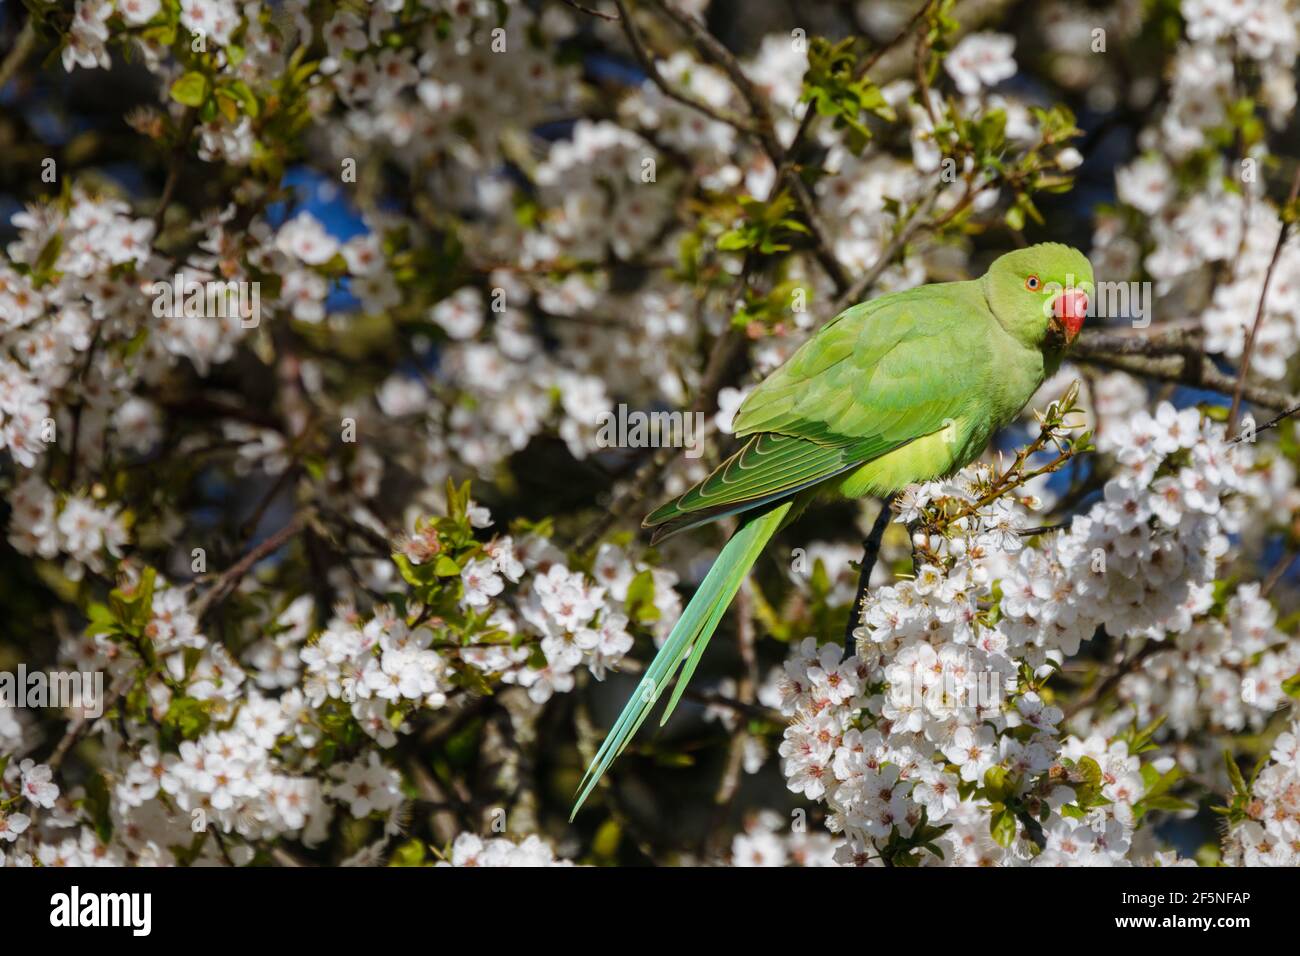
[
  {"xmin": 392, "ymin": 553, "xmax": 430, "ymax": 588},
  {"xmin": 85, "ymin": 601, "xmax": 119, "ymax": 637},
  {"xmin": 226, "ymin": 80, "xmax": 260, "ymax": 118},
  {"xmin": 162, "ymin": 696, "xmax": 212, "ymax": 743},
  {"xmin": 141, "ymin": 24, "xmax": 177, "ymax": 47},
  {"xmin": 983, "ymin": 766, "xmax": 1010, "ymax": 803},
  {"xmin": 716, "ymin": 229, "xmax": 751, "ymax": 251},
  {"xmin": 1076, "ymin": 755, "xmax": 1103, "ymax": 790},
  {"xmin": 625, "ymin": 569, "xmax": 659, "ymax": 623},
  {"xmin": 170, "ymin": 72, "xmax": 210, "ymax": 108},
  {"xmin": 593, "ymin": 819, "xmax": 622, "ymax": 860},
  {"xmin": 1063, "ymin": 755, "xmax": 1111, "ymax": 811},
  {"xmin": 388, "ymin": 838, "xmax": 428, "ymax": 866},
  {"xmin": 444, "ymin": 478, "xmax": 472, "ymax": 523},
  {"xmin": 799, "ymin": 37, "xmax": 895, "ymax": 154},
  {"xmin": 34, "ymin": 233, "xmax": 63, "ymax": 275},
  {"xmin": 1224, "ymin": 750, "xmax": 1248, "ymax": 798},
  {"xmin": 990, "ymin": 806, "xmax": 1017, "ymax": 847},
  {"xmin": 1125, "ymin": 715, "xmax": 1167, "ymax": 754},
  {"xmin": 215, "ymin": 90, "xmax": 240, "ymax": 123},
  {"xmin": 83, "ymin": 772, "xmax": 114, "ymax": 844},
  {"xmin": 107, "ymin": 566, "xmax": 157, "ymax": 639},
  {"xmin": 290, "ymin": 58, "xmax": 320, "ymax": 88},
  {"xmin": 1136, "ymin": 794, "xmax": 1195, "ymax": 813}
]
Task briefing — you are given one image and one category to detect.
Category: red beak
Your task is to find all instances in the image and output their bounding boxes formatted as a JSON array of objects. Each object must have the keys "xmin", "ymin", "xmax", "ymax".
[{"xmin": 1052, "ymin": 289, "xmax": 1088, "ymax": 342}]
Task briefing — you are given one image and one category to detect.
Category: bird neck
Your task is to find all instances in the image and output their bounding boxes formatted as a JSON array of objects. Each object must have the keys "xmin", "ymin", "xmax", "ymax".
[{"xmin": 980, "ymin": 271, "xmax": 1051, "ymax": 352}]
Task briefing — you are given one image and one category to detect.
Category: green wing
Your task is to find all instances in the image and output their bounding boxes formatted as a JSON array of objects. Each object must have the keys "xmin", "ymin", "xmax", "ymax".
[{"xmin": 645, "ymin": 282, "xmax": 992, "ymax": 539}]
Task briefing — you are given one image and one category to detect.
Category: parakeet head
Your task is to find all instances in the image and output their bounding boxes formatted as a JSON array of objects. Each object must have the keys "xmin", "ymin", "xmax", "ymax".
[{"xmin": 982, "ymin": 243, "xmax": 1094, "ymax": 350}]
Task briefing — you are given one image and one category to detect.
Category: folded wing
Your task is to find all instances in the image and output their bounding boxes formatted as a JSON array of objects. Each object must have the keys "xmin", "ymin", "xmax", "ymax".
[{"xmin": 645, "ymin": 284, "xmax": 989, "ymax": 540}]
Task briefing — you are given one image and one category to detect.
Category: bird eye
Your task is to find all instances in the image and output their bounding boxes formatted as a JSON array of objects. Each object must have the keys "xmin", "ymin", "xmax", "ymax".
[{"xmin": 1025, "ymin": 275, "xmax": 1041, "ymax": 291}]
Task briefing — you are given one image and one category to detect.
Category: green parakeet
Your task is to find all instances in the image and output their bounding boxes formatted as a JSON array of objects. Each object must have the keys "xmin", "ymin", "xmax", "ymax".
[{"xmin": 571, "ymin": 243, "xmax": 1093, "ymax": 817}]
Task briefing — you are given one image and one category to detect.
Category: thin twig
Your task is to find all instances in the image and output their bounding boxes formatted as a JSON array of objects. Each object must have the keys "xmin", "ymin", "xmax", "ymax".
[
  {"xmin": 1227, "ymin": 167, "xmax": 1300, "ymax": 437},
  {"xmin": 643, "ymin": 0, "xmax": 777, "ymax": 144},
  {"xmin": 832, "ymin": 192, "xmax": 938, "ymax": 314},
  {"xmin": 612, "ymin": 0, "xmax": 758, "ymax": 133},
  {"xmin": 0, "ymin": 19, "xmax": 37, "ymax": 93},
  {"xmin": 1261, "ymin": 552, "xmax": 1296, "ymax": 597},
  {"xmin": 561, "ymin": 0, "xmax": 620, "ymax": 20},
  {"xmin": 403, "ymin": 755, "xmax": 465, "ymax": 846},
  {"xmin": 1017, "ymin": 523, "xmax": 1065, "ymax": 536},
  {"xmin": 864, "ymin": 1, "xmax": 936, "ymax": 73},
  {"xmin": 1228, "ymin": 400, "xmax": 1300, "ymax": 443},
  {"xmin": 191, "ymin": 513, "xmax": 307, "ymax": 621},
  {"xmin": 613, "ymin": 656, "xmax": 783, "ymax": 723},
  {"xmin": 643, "ymin": 0, "xmax": 851, "ymax": 293},
  {"xmin": 1071, "ymin": 342, "xmax": 1300, "ymax": 412},
  {"xmin": 152, "ymin": 108, "xmax": 199, "ymax": 236},
  {"xmin": 1063, "ymin": 640, "xmax": 1162, "ymax": 720},
  {"xmin": 844, "ymin": 499, "xmax": 893, "ymax": 655},
  {"xmin": 574, "ymin": 319, "xmax": 745, "ymax": 552},
  {"xmin": 46, "ymin": 672, "xmax": 134, "ymax": 773},
  {"xmin": 270, "ymin": 846, "xmax": 311, "ymax": 866}
]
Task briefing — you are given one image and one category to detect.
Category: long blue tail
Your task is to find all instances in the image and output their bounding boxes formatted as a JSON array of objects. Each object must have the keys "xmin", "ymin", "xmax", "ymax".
[{"xmin": 570, "ymin": 501, "xmax": 791, "ymax": 819}]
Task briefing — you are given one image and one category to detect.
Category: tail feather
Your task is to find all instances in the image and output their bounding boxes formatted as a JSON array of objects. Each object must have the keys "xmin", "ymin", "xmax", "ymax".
[
  {"xmin": 570, "ymin": 501, "xmax": 791, "ymax": 819},
  {"xmin": 659, "ymin": 586, "xmax": 732, "ymax": 726}
]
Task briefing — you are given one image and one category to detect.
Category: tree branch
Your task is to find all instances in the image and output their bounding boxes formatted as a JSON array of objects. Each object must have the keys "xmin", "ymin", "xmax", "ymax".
[
  {"xmin": 46, "ymin": 672, "xmax": 133, "ymax": 773},
  {"xmin": 832, "ymin": 192, "xmax": 938, "ymax": 314},
  {"xmin": 192, "ymin": 513, "xmax": 307, "ymax": 621},
  {"xmin": 1071, "ymin": 338, "xmax": 1300, "ymax": 412},
  {"xmin": 574, "ymin": 324, "xmax": 744, "ymax": 552},
  {"xmin": 1227, "ymin": 166, "xmax": 1300, "ymax": 437},
  {"xmin": 642, "ymin": 0, "xmax": 851, "ymax": 293},
  {"xmin": 152, "ymin": 108, "xmax": 199, "ymax": 237},
  {"xmin": 560, "ymin": 0, "xmax": 620, "ymax": 20},
  {"xmin": 613, "ymin": 0, "xmax": 759, "ymax": 133},
  {"xmin": 844, "ymin": 499, "xmax": 893, "ymax": 655},
  {"xmin": 1063, "ymin": 639, "xmax": 1162, "ymax": 720},
  {"xmin": 1229, "ymin": 400, "xmax": 1300, "ymax": 443},
  {"xmin": 0, "ymin": 19, "xmax": 37, "ymax": 93}
]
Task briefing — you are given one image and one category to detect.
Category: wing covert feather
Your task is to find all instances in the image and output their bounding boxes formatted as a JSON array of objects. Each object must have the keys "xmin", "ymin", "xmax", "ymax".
[{"xmin": 645, "ymin": 282, "xmax": 994, "ymax": 534}]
